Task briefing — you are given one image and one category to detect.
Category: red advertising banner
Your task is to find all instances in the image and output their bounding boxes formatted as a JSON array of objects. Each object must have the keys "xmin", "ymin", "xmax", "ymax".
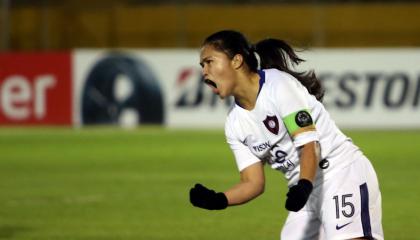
[{"xmin": 0, "ymin": 52, "xmax": 72, "ymax": 125}]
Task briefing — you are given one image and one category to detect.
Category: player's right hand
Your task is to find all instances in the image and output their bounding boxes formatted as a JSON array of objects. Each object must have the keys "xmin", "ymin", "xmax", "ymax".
[{"xmin": 189, "ymin": 183, "xmax": 228, "ymax": 210}]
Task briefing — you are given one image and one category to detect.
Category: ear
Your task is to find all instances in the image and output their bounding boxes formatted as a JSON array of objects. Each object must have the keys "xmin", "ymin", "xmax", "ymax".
[{"xmin": 231, "ymin": 54, "xmax": 244, "ymax": 69}]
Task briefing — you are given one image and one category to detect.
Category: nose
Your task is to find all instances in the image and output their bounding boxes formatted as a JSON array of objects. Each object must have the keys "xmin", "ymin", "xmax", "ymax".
[{"xmin": 201, "ymin": 65, "xmax": 208, "ymax": 78}]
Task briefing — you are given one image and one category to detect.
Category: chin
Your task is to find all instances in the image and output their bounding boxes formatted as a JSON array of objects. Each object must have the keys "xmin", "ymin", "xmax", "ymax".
[{"xmin": 217, "ymin": 92, "xmax": 226, "ymax": 99}]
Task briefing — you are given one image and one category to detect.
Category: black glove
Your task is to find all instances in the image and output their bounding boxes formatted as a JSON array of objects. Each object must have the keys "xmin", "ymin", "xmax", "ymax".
[
  {"xmin": 189, "ymin": 183, "xmax": 228, "ymax": 210},
  {"xmin": 285, "ymin": 179, "xmax": 313, "ymax": 212}
]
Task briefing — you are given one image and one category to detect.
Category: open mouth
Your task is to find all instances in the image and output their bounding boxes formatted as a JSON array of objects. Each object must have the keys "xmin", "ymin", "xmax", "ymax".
[{"xmin": 204, "ymin": 79, "xmax": 217, "ymax": 89}]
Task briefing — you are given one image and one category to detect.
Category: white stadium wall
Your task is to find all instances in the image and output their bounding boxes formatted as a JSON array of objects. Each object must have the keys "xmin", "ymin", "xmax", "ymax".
[
  {"xmin": 298, "ymin": 49, "xmax": 420, "ymax": 129},
  {"xmin": 1, "ymin": 49, "xmax": 419, "ymax": 128}
]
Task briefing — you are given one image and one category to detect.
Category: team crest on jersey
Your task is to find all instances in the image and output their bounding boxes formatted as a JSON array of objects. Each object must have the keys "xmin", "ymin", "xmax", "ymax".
[{"xmin": 263, "ymin": 115, "xmax": 279, "ymax": 135}]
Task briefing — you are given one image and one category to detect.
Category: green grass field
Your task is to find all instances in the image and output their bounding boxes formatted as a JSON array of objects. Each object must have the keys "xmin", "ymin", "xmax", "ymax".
[{"xmin": 0, "ymin": 127, "xmax": 419, "ymax": 239}]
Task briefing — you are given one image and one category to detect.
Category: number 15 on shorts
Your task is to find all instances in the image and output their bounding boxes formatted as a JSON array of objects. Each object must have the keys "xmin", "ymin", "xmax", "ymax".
[{"xmin": 333, "ymin": 194, "xmax": 355, "ymax": 219}]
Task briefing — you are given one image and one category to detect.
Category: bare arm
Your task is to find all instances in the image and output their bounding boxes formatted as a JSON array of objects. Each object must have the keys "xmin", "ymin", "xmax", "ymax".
[
  {"xmin": 299, "ymin": 141, "xmax": 321, "ymax": 183},
  {"xmin": 224, "ymin": 161, "xmax": 265, "ymax": 206},
  {"xmin": 284, "ymin": 140, "xmax": 320, "ymax": 211}
]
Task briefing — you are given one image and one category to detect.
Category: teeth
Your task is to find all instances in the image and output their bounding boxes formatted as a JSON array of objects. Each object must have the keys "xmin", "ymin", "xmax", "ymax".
[{"xmin": 204, "ymin": 79, "xmax": 217, "ymax": 89}]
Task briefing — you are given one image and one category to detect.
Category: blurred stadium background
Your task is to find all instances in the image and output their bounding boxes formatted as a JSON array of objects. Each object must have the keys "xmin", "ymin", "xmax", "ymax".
[{"xmin": 1, "ymin": 0, "xmax": 420, "ymax": 239}]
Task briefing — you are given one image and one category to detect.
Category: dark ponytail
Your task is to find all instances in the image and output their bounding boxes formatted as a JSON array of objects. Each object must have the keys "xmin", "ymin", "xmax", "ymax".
[{"xmin": 255, "ymin": 39, "xmax": 324, "ymax": 101}]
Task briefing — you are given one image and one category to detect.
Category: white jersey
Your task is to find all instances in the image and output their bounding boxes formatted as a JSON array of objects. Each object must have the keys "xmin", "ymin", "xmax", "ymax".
[{"xmin": 225, "ymin": 68, "xmax": 363, "ymax": 186}]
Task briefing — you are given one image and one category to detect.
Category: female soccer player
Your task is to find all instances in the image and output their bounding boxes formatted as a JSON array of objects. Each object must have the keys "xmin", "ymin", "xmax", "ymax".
[{"xmin": 189, "ymin": 30, "xmax": 383, "ymax": 240}]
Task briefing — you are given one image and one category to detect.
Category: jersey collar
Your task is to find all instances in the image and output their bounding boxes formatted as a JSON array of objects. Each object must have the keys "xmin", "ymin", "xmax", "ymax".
[{"xmin": 257, "ymin": 70, "xmax": 265, "ymax": 95}]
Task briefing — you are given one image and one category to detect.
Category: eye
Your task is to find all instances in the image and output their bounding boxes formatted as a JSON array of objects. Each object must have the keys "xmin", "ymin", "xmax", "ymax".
[
  {"xmin": 200, "ymin": 60, "xmax": 212, "ymax": 68},
  {"xmin": 205, "ymin": 59, "xmax": 213, "ymax": 66}
]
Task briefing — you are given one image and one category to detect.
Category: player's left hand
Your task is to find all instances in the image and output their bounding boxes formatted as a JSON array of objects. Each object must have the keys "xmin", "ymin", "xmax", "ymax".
[
  {"xmin": 285, "ymin": 179, "xmax": 313, "ymax": 212},
  {"xmin": 189, "ymin": 183, "xmax": 228, "ymax": 210}
]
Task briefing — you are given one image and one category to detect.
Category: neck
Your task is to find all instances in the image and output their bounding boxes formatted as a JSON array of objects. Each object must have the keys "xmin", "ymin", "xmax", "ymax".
[{"xmin": 233, "ymin": 70, "xmax": 261, "ymax": 110}]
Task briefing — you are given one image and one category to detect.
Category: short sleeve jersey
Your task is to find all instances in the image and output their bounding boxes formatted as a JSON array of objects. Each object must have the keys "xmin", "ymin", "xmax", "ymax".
[{"xmin": 225, "ymin": 69, "xmax": 360, "ymax": 186}]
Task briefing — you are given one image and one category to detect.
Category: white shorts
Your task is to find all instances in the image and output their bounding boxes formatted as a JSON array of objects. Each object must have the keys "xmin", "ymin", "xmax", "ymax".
[{"xmin": 280, "ymin": 156, "xmax": 383, "ymax": 240}]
